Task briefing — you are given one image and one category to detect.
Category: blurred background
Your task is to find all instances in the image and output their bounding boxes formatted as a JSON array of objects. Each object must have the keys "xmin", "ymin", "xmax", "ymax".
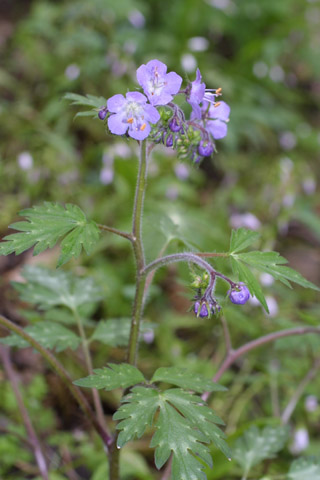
[{"xmin": 0, "ymin": 0, "xmax": 319, "ymax": 478}]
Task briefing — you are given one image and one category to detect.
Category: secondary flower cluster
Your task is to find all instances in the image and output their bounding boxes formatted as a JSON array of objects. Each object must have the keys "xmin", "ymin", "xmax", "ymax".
[
  {"xmin": 98, "ymin": 59, "xmax": 230, "ymax": 163},
  {"xmin": 192, "ymin": 273, "xmax": 250, "ymax": 319}
]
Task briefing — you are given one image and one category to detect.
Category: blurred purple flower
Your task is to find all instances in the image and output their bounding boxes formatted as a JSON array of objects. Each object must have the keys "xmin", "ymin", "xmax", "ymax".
[
  {"xmin": 136, "ymin": 59, "xmax": 182, "ymax": 106},
  {"xmin": 202, "ymin": 100, "xmax": 230, "ymax": 139},
  {"xmin": 107, "ymin": 91, "xmax": 160, "ymax": 140}
]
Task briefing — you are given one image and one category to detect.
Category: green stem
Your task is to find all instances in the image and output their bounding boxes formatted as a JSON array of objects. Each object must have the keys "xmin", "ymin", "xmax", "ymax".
[
  {"xmin": 72, "ymin": 308, "xmax": 110, "ymax": 435},
  {"xmin": 97, "ymin": 224, "xmax": 133, "ymax": 241},
  {"xmin": 0, "ymin": 314, "xmax": 112, "ymax": 449},
  {"xmin": 109, "ymin": 140, "xmax": 148, "ymax": 480}
]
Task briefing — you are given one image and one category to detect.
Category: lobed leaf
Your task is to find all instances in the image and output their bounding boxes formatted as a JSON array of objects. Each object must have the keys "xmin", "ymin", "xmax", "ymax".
[
  {"xmin": 151, "ymin": 366, "xmax": 226, "ymax": 393},
  {"xmin": 0, "ymin": 202, "xmax": 100, "ymax": 267},
  {"xmin": 287, "ymin": 457, "xmax": 320, "ymax": 480},
  {"xmin": 64, "ymin": 92, "xmax": 107, "ymax": 108},
  {"xmin": 0, "ymin": 322, "xmax": 80, "ymax": 352},
  {"xmin": 233, "ymin": 425, "xmax": 289, "ymax": 476},
  {"xmin": 91, "ymin": 318, "xmax": 155, "ymax": 347},
  {"xmin": 13, "ymin": 265, "xmax": 102, "ymax": 311},
  {"xmin": 229, "ymin": 228, "xmax": 260, "ymax": 254},
  {"xmin": 74, "ymin": 363, "xmax": 145, "ymax": 391}
]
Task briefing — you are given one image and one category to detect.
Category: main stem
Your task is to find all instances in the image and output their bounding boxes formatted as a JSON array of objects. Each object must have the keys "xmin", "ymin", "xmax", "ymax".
[{"xmin": 109, "ymin": 140, "xmax": 148, "ymax": 480}]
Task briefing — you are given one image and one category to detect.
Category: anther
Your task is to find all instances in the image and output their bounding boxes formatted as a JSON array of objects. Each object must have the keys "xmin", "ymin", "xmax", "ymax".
[
  {"xmin": 214, "ymin": 102, "xmax": 221, "ymax": 108},
  {"xmin": 216, "ymin": 87, "xmax": 222, "ymax": 95},
  {"xmin": 140, "ymin": 123, "xmax": 146, "ymax": 131},
  {"xmin": 127, "ymin": 117, "xmax": 134, "ymax": 124}
]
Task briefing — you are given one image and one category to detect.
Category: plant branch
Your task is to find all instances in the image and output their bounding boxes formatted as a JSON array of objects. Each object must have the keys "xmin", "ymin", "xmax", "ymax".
[
  {"xmin": 0, "ymin": 345, "xmax": 49, "ymax": 480},
  {"xmin": 0, "ymin": 314, "xmax": 112, "ymax": 449},
  {"xmin": 281, "ymin": 356, "xmax": 320, "ymax": 424},
  {"xmin": 201, "ymin": 326, "xmax": 320, "ymax": 402},
  {"xmin": 97, "ymin": 224, "xmax": 133, "ymax": 241},
  {"xmin": 195, "ymin": 252, "xmax": 229, "ymax": 258}
]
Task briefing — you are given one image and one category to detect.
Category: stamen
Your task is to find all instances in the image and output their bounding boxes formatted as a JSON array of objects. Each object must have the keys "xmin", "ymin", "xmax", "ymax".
[
  {"xmin": 140, "ymin": 123, "xmax": 146, "ymax": 131},
  {"xmin": 216, "ymin": 87, "xmax": 222, "ymax": 95},
  {"xmin": 127, "ymin": 117, "xmax": 134, "ymax": 124},
  {"xmin": 214, "ymin": 102, "xmax": 221, "ymax": 108}
]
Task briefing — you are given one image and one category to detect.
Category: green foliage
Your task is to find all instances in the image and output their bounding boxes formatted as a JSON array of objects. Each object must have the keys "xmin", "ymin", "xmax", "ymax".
[
  {"xmin": 151, "ymin": 366, "xmax": 226, "ymax": 393},
  {"xmin": 0, "ymin": 322, "xmax": 80, "ymax": 352},
  {"xmin": 74, "ymin": 363, "xmax": 145, "ymax": 390},
  {"xmin": 0, "ymin": 203, "xmax": 100, "ymax": 267},
  {"xmin": 229, "ymin": 229, "xmax": 319, "ymax": 311},
  {"xmin": 288, "ymin": 457, "xmax": 320, "ymax": 480},
  {"xmin": 64, "ymin": 93, "xmax": 108, "ymax": 118},
  {"xmin": 13, "ymin": 265, "xmax": 102, "ymax": 311},
  {"xmin": 233, "ymin": 425, "xmax": 289, "ymax": 477},
  {"xmin": 115, "ymin": 386, "xmax": 229, "ymax": 479},
  {"xmin": 91, "ymin": 318, "xmax": 155, "ymax": 347}
]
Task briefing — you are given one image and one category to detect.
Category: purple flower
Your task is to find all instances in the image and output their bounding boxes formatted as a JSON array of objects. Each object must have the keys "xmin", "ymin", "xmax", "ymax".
[
  {"xmin": 187, "ymin": 68, "xmax": 206, "ymax": 119},
  {"xmin": 194, "ymin": 301, "xmax": 209, "ymax": 318},
  {"xmin": 202, "ymin": 100, "xmax": 230, "ymax": 140},
  {"xmin": 169, "ymin": 117, "xmax": 182, "ymax": 132},
  {"xmin": 198, "ymin": 140, "xmax": 214, "ymax": 157},
  {"xmin": 163, "ymin": 133, "xmax": 173, "ymax": 147},
  {"xmin": 98, "ymin": 107, "xmax": 108, "ymax": 120},
  {"xmin": 107, "ymin": 92, "xmax": 160, "ymax": 140},
  {"xmin": 136, "ymin": 59, "xmax": 182, "ymax": 106},
  {"xmin": 228, "ymin": 283, "xmax": 250, "ymax": 305}
]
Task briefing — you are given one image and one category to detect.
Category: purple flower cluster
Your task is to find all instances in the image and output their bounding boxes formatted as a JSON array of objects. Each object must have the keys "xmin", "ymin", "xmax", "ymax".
[{"xmin": 99, "ymin": 59, "xmax": 230, "ymax": 162}]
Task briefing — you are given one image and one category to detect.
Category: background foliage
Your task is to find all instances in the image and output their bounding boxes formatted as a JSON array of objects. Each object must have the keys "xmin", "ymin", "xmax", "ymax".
[{"xmin": 0, "ymin": 0, "xmax": 319, "ymax": 478}]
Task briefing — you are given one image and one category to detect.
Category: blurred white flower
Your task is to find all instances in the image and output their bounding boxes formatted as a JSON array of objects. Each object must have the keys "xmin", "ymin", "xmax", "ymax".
[
  {"xmin": 181, "ymin": 53, "xmax": 197, "ymax": 73},
  {"xmin": 188, "ymin": 37, "xmax": 209, "ymax": 52},
  {"xmin": 282, "ymin": 193, "xmax": 295, "ymax": 208},
  {"xmin": 260, "ymin": 273, "xmax": 274, "ymax": 286},
  {"xmin": 230, "ymin": 212, "xmax": 261, "ymax": 231},
  {"xmin": 290, "ymin": 428, "xmax": 309, "ymax": 454},
  {"xmin": 253, "ymin": 61, "xmax": 268, "ymax": 78},
  {"xmin": 174, "ymin": 162, "xmax": 190, "ymax": 181},
  {"xmin": 166, "ymin": 186, "xmax": 179, "ymax": 200},
  {"xmin": 100, "ymin": 167, "xmax": 114, "ymax": 185},
  {"xmin": 143, "ymin": 330, "xmax": 155, "ymax": 344},
  {"xmin": 128, "ymin": 10, "xmax": 145, "ymax": 28},
  {"xmin": 65, "ymin": 64, "xmax": 80, "ymax": 80},
  {"xmin": 269, "ymin": 65, "xmax": 285, "ymax": 83},
  {"xmin": 209, "ymin": 0, "xmax": 231, "ymax": 10},
  {"xmin": 302, "ymin": 177, "xmax": 316, "ymax": 195},
  {"xmin": 265, "ymin": 296, "xmax": 279, "ymax": 317},
  {"xmin": 304, "ymin": 395, "xmax": 318, "ymax": 412},
  {"xmin": 17, "ymin": 151, "xmax": 33, "ymax": 170},
  {"xmin": 112, "ymin": 142, "xmax": 131, "ymax": 159},
  {"xmin": 279, "ymin": 132, "xmax": 297, "ymax": 151}
]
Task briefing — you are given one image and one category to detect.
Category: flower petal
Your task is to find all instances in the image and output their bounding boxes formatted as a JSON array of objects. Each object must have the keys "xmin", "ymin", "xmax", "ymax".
[
  {"xmin": 165, "ymin": 71, "xmax": 183, "ymax": 94},
  {"xmin": 107, "ymin": 94, "xmax": 126, "ymax": 113},
  {"xmin": 125, "ymin": 91, "xmax": 147, "ymax": 104},
  {"xmin": 144, "ymin": 104, "xmax": 160, "ymax": 124},
  {"xmin": 145, "ymin": 59, "xmax": 168, "ymax": 76},
  {"xmin": 211, "ymin": 101, "xmax": 230, "ymax": 121},
  {"xmin": 207, "ymin": 119, "xmax": 228, "ymax": 139},
  {"xmin": 108, "ymin": 113, "xmax": 128, "ymax": 135},
  {"xmin": 129, "ymin": 122, "xmax": 151, "ymax": 140}
]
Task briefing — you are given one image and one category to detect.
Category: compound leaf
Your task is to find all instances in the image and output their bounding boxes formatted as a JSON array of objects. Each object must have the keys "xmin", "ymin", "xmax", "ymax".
[
  {"xmin": 0, "ymin": 202, "xmax": 100, "ymax": 267},
  {"xmin": 13, "ymin": 265, "xmax": 102, "ymax": 311},
  {"xmin": 151, "ymin": 366, "xmax": 226, "ymax": 393},
  {"xmin": 74, "ymin": 363, "xmax": 145, "ymax": 391},
  {"xmin": 0, "ymin": 322, "xmax": 80, "ymax": 352},
  {"xmin": 91, "ymin": 318, "xmax": 155, "ymax": 347},
  {"xmin": 288, "ymin": 457, "xmax": 320, "ymax": 480},
  {"xmin": 233, "ymin": 425, "xmax": 289, "ymax": 477}
]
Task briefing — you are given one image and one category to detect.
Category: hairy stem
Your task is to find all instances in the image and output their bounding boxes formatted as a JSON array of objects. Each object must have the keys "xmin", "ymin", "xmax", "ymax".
[
  {"xmin": 201, "ymin": 326, "xmax": 320, "ymax": 402},
  {"xmin": 97, "ymin": 224, "xmax": 133, "ymax": 241},
  {"xmin": 72, "ymin": 308, "xmax": 110, "ymax": 435},
  {"xmin": 0, "ymin": 314, "xmax": 112, "ymax": 449},
  {"xmin": 0, "ymin": 346, "xmax": 49, "ymax": 480},
  {"xmin": 110, "ymin": 140, "xmax": 148, "ymax": 480},
  {"xmin": 281, "ymin": 356, "xmax": 320, "ymax": 424}
]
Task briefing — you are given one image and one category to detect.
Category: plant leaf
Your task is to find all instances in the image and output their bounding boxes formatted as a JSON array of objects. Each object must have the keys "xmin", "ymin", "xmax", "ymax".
[
  {"xmin": 64, "ymin": 92, "xmax": 107, "ymax": 108},
  {"xmin": 0, "ymin": 322, "xmax": 80, "ymax": 352},
  {"xmin": 91, "ymin": 318, "xmax": 155, "ymax": 347},
  {"xmin": 233, "ymin": 425, "xmax": 289, "ymax": 477},
  {"xmin": 114, "ymin": 387, "xmax": 160, "ymax": 448},
  {"xmin": 288, "ymin": 457, "xmax": 320, "ymax": 480},
  {"xmin": 73, "ymin": 363, "xmax": 145, "ymax": 390},
  {"xmin": 13, "ymin": 265, "xmax": 102, "ymax": 311},
  {"xmin": 231, "ymin": 256, "xmax": 269, "ymax": 312},
  {"xmin": 114, "ymin": 386, "xmax": 230, "ymax": 479},
  {"xmin": 229, "ymin": 228, "xmax": 260, "ymax": 254},
  {"xmin": 151, "ymin": 366, "xmax": 226, "ymax": 393},
  {"xmin": 0, "ymin": 202, "xmax": 100, "ymax": 267}
]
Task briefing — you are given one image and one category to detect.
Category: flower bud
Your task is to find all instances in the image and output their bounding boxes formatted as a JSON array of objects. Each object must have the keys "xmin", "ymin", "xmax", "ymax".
[
  {"xmin": 198, "ymin": 140, "xmax": 214, "ymax": 157},
  {"xmin": 98, "ymin": 107, "xmax": 108, "ymax": 120},
  {"xmin": 169, "ymin": 117, "xmax": 182, "ymax": 132},
  {"xmin": 228, "ymin": 283, "xmax": 250, "ymax": 305},
  {"xmin": 163, "ymin": 133, "xmax": 173, "ymax": 147},
  {"xmin": 194, "ymin": 301, "xmax": 209, "ymax": 318}
]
